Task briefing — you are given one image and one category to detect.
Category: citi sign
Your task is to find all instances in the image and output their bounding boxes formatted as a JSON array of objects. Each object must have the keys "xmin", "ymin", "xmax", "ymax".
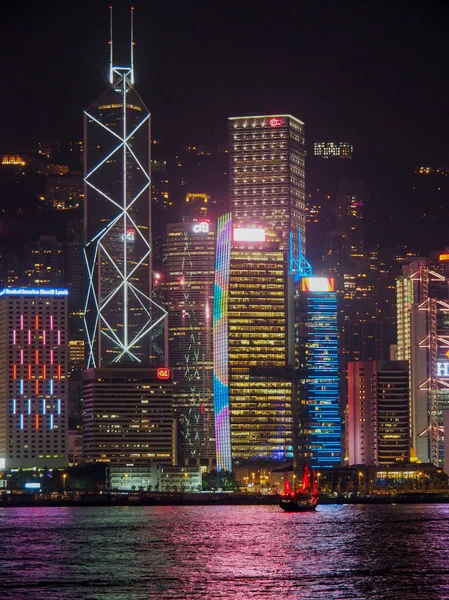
[
  {"xmin": 192, "ymin": 222, "xmax": 209, "ymax": 233},
  {"xmin": 437, "ymin": 362, "xmax": 449, "ymax": 377}
]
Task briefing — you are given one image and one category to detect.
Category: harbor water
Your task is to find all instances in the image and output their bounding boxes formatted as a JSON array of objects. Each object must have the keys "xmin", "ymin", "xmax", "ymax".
[{"xmin": 1, "ymin": 504, "xmax": 449, "ymax": 599}]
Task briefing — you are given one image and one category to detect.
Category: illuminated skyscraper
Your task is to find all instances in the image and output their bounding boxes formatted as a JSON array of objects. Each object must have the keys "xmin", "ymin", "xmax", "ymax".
[
  {"xmin": 0, "ymin": 288, "xmax": 68, "ymax": 469},
  {"xmin": 213, "ymin": 215, "xmax": 294, "ymax": 471},
  {"xmin": 347, "ymin": 360, "xmax": 409, "ymax": 466},
  {"xmin": 84, "ymin": 9, "xmax": 166, "ymax": 367},
  {"xmin": 396, "ymin": 259, "xmax": 449, "ymax": 466},
  {"xmin": 295, "ymin": 277, "xmax": 341, "ymax": 467},
  {"xmin": 228, "ymin": 114, "xmax": 306, "ymax": 266},
  {"xmin": 167, "ymin": 220, "xmax": 215, "ymax": 465},
  {"xmin": 82, "ymin": 366, "xmax": 174, "ymax": 465}
]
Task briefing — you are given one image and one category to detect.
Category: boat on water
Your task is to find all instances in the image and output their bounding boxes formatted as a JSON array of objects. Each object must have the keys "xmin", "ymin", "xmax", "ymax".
[{"xmin": 279, "ymin": 464, "xmax": 319, "ymax": 512}]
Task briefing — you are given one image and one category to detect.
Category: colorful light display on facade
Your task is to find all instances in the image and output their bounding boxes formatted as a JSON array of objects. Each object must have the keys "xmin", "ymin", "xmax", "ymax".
[
  {"xmin": 213, "ymin": 213, "xmax": 233, "ymax": 472},
  {"xmin": 0, "ymin": 288, "xmax": 68, "ymax": 468},
  {"xmin": 297, "ymin": 277, "xmax": 341, "ymax": 467},
  {"xmin": 214, "ymin": 215, "xmax": 294, "ymax": 470}
]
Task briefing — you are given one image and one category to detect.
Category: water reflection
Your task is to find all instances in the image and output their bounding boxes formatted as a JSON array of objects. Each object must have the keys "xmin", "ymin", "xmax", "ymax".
[{"xmin": 1, "ymin": 504, "xmax": 449, "ymax": 599}]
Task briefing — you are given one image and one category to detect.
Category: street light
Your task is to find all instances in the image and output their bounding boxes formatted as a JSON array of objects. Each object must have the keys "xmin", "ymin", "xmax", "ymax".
[
  {"xmin": 358, "ymin": 471, "xmax": 364, "ymax": 494},
  {"xmin": 62, "ymin": 473, "xmax": 67, "ymax": 491}
]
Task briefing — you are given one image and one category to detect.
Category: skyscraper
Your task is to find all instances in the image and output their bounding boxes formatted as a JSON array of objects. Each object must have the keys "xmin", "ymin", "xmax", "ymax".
[
  {"xmin": 228, "ymin": 114, "xmax": 306, "ymax": 266},
  {"xmin": 397, "ymin": 258, "xmax": 449, "ymax": 466},
  {"xmin": 82, "ymin": 367, "xmax": 174, "ymax": 465},
  {"xmin": 166, "ymin": 220, "xmax": 215, "ymax": 465},
  {"xmin": 81, "ymin": 12, "xmax": 173, "ymax": 469},
  {"xmin": 347, "ymin": 360, "xmax": 409, "ymax": 466},
  {"xmin": 0, "ymin": 288, "xmax": 68, "ymax": 469},
  {"xmin": 213, "ymin": 215, "xmax": 294, "ymax": 471},
  {"xmin": 295, "ymin": 276, "xmax": 341, "ymax": 468},
  {"xmin": 83, "ymin": 11, "xmax": 166, "ymax": 368}
]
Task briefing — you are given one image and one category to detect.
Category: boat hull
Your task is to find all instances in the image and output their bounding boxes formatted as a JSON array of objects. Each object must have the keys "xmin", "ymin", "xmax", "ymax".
[{"xmin": 279, "ymin": 494, "xmax": 318, "ymax": 512}]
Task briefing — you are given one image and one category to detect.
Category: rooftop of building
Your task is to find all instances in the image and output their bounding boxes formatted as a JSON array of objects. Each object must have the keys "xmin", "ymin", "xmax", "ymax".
[{"xmin": 228, "ymin": 114, "xmax": 305, "ymax": 126}]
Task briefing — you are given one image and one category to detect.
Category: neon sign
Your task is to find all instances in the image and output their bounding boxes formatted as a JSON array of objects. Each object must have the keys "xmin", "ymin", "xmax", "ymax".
[
  {"xmin": 269, "ymin": 118, "xmax": 283, "ymax": 127},
  {"xmin": 233, "ymin": 228, "xmax": 265, "ymax": 242},
  {"xmin": 437, "ymin": 362, "xmax": 449, "ymax": 377},
  {"xmin": 157, "ymin": 367, "xmax": 171, "ymax": 380},
  {"xmin": 301, "ymin": 278, "xmax": 335, "ymax": 292},
  {"xmin": 192, "ymin": 222, "xmax": 209, "ymax": 233},
  {"xmin": 0, "ymin": 288, "xmax": 69, "ymax": 297},
  {"xmin": 120, "ymin": 228, "xmax": 135, "ymax": 242},
  {"xmin": 24, "ymin": 482, "xmax": 41, "ymax": 490}
]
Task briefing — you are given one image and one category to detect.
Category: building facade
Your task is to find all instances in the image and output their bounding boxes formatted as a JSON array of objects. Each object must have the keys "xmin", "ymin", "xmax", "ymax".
[
  {"xmin": 0, "ymin": 288, "xmax": 68, "ymax": 469},
  {"xmin": 213, "ymin": 215, "xmax": 294, "ymax": 471},
  {"xmin": 166, "ymin": 221, "xmax": 215, "ymax": 465},
  {"xmin": 82, "ymin": 367, "xmax": 174, "ymax": 466},
  {"xmin": 295, "ymin": 277, "xmax": 341, "ymax": 468},
  {"xmin": 396, "ymin": 259, "xmax": 449, "ymax": 465},
  {"xmin": 228, "ymin": 114, "xmax": 306, "ymax": 264},
  {"xmin": 347, "ymin": 360, "xmax": 410, "ymax": 466},
  {"xmin": 83, "ymin": 55, "xmax": 166, "ymax": 367},
  {"xmin": 109, "ymin": 464, "xmax": 202, "ymax": 492}
]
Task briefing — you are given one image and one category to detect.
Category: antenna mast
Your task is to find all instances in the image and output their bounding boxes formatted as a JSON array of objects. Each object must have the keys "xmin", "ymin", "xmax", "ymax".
[
  {"xmin": 130, "ymin": 6, "xmax": 135, "ymax": 84},
  {"xmin": 109, "ymin": 6, "xmax": 114, "ymax": 83}
]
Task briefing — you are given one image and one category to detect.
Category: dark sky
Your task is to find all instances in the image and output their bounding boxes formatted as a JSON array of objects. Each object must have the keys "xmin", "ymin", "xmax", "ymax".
[{"xmin": 1, "ymin": 0, "xmax": 449, "ymax": 165}]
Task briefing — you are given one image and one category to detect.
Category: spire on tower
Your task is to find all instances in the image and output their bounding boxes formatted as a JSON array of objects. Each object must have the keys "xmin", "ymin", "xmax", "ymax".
[
  {"xmin": 109, "ymin": 6, "xmax": 113, "ymax": 83},
  {"xmin": 108, "ymin": 5, "xmax": 135, "ymax": 85},
  {"xmin": 130, "ymin": 6, "xmax": 135, "ymax": 84}
]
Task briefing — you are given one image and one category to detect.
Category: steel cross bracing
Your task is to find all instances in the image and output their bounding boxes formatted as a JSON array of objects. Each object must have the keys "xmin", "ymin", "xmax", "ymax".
[
  {"xmin": 417, "ymin": 297, "xmax": 449, "ymax": 465},
  {"xmin": 84, "ymin": 67, "xmax": 166, "ymax": 367}
]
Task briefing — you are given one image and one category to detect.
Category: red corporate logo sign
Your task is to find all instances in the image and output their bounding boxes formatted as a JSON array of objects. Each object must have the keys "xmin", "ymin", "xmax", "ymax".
[
  {"xmin": 157, "ymin": 368, "xmax": 171, "ymax": 380},
  {"xmin": 269, "ymin": 118, "xmax": 283, "ymax": 127}
]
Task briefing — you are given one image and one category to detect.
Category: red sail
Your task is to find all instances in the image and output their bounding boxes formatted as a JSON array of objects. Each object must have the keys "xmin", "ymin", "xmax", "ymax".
[{"xmin": 302, "ymin": 465, "xmax": 311, "ymax": 492}]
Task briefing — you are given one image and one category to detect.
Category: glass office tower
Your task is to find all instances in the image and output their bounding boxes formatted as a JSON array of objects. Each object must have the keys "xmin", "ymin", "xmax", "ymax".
[
  {"xmin": 228, "ymin": 114, "xmax": 306, "ymax": 263},
  {"xmin": 213, "ymin": 214, "xmax": 294, "ymax": 471},
  {"xmin": 84, "ymin": 62, "xmax": 165, "ymax": 367},
  {"xmin": 296, "ymin": 277, "xmax": 341, "ymax": 467}
]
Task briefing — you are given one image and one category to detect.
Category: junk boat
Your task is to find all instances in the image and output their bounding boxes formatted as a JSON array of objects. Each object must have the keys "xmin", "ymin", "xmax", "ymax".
[{"xmin": 279, "ymin": 464, "xmax": 319, "ymax": 512}]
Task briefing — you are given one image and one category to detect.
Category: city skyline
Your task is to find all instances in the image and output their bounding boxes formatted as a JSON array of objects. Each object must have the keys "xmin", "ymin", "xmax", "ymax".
[
  {"xmin": 0, "ymin": 2, "xmax": 448, "ymax": 477},
  {"xmin": 3, "ymin": 6, "xmax": 449, "ymax": 600}
]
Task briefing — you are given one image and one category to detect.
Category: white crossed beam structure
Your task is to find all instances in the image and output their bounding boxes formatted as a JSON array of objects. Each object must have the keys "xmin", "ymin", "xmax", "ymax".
[{"xmin": 84, "ymin": 66, "xmax": 166, "ymax": 367}]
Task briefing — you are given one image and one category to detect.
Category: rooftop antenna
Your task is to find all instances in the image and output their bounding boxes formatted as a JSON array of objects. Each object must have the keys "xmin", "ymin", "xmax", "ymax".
[
  {"xmin": 130, "ymin": 6, "xmax": 135, "ymax": 84},
  {"xmin": 109, "ymin": 5, "xmax": 114, "ymax": 83}
]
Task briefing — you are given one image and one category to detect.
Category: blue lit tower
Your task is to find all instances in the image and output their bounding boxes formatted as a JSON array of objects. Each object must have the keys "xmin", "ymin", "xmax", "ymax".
[
  {"xmin": 84, "ymin": 8, "xmax": 166, "ymax": 367},
  {"xmin": 295, "ymin": 277, "xmax": 342, "ymax": 467}
]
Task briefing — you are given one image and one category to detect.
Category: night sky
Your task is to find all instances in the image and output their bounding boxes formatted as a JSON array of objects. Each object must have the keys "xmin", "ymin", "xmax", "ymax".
[{"xmin": 1, "ymin": 0, "xmax": 449, "ymax": 165}]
